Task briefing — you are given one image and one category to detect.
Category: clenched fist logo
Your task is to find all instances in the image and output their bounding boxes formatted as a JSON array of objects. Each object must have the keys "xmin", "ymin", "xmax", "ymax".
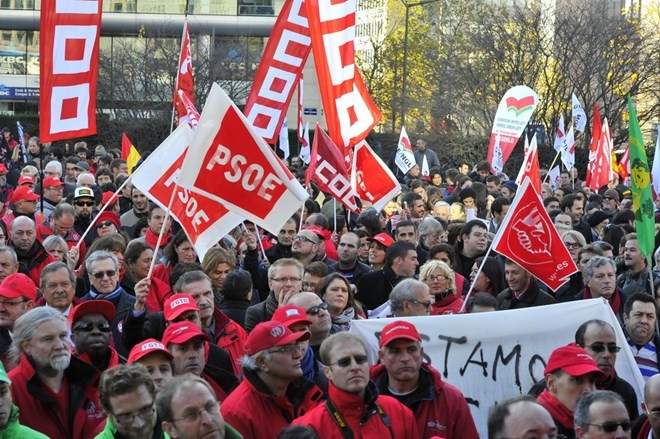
[{"xmin": 508, "ymin": 203, "xmax": 553, "ymax": 265}]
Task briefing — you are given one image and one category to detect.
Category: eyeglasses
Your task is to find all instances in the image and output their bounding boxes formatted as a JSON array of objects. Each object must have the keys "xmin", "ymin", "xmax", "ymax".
[
  {"xmin": 584, "ymin": 421, "xmax": 632, "ymax": 433},
  {"xmin": 410, "ymin": 299, "xmax": 433, "ymax": 309},
  {"xmin": 114, "ymin": 403, "xmax": 155, "ymax": 425},
  {"xmin": 585, "ymin": 344, "xmax": 621, "ymax": 353},
  {"xmin": 0, "ymin": 299, "xmax": 27, "ymax": 307},
  {"xmin": 170, "ymin": 401, "xmax": 219, "ymax": 424},
  {"xmin": 302, "ymin": 281, "xmax": 318, "ymax": 291},
  {"xmin": 293, "ymin": 235, "xmax": 318, "ymax": 244},
  {"xmin": 97, "ymin": 221, "xmax": 114, "ymax": 229},
  {"xmin": 91, "ymin": 270, "xmax": 117, "ymax": 279},
  {"xmin": 306, "ymin": 301, "xmax": 329, "ymax": 315},
  {"xmin": 75, "ymin": 200, "xmax": 94, "ymax": 207},
  {"xmin": 329, "ymin": 354, "xmax": 369, "ymax": 368},
  {"xmin": 73, "ymin": 322, "xmax": 112, "ymax": 332},
  {"xmin": 271, "ymin": 277, "xmax": 301, "ymax": 284},
  {"xmin": 426, "ymin": 274, "xmax": 449, "ymax": 282},
  {"xmin": 267, "ymin": 344, "xmax": 304, "ymax": 356},
  {"xmin": 563, "ymin": 242, "xmax": 581, "ymax": 249}
]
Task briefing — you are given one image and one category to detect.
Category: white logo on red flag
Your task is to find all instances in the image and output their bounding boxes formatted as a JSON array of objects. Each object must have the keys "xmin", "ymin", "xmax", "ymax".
[
  {"xmin": 131, "ymin": 125, "xmax": 242, "ymax": 261},
  {"xmin": 492, "ymin": 178, "xmax": 578, "ymax": 291},
  {"xmin": 178, "ymin": 83, "xmax": 308, "ymax": 234},
  {"xmin": 351, "ymin": 140, "xmax": 401, "ymax": 212},
  {"xmin": 174, "ymin": 21, "xmax": 195, "ymax": 126},
  {"xmin": 40, "ymin": 0, "xmax": 102, "ymax": 143}
]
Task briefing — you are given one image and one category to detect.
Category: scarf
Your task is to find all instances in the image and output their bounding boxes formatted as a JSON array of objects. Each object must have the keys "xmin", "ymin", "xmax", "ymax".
[
  {"xmin": 145, "ymin": 228, "xmax": 172, "ymax": 250},
  {"xmin": 538, "ymin": 389, "xmax": 574, "ymax": 430},
  {"xmin": 88, "ymin": 283, "xmax": 123, "ymax": 303},
  {"xmin": 332, "ymin": 307, "xmax": 355, "ymax": 333},
  {"xmin": 582, "ymin": 287, "xmax": 621, "ymax": 315},
  {"xmin": 300, "ymin": 347, "xmax": 316, "ymax": 381}
]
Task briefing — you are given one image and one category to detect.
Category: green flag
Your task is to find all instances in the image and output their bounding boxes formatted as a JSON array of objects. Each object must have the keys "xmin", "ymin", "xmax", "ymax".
[{"xmin": 627, "ymin": 95, "xmax": 654, "ymax": 257}]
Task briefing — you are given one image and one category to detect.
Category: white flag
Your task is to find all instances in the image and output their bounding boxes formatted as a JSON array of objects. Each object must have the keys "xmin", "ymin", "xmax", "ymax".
[
  {"xmin": 652, "ymin": 127, "xmax": 660, "ymax": 196},
  {"xmin": 394, "ymin": 126, "xmax": 415, "ymax": 174},
  {"xmin": 572, "ymin": 93, "xmax": 587, "ymax": 132},
  {"xmin": 548, "ymin": 165, "xmax": 560, "ymax": 191},
  {"xmin": 279, "ymin": 117, "xmax": 290, "ymax": 160},
  {"xmin": 553, "ymin": 115, "xmax": 565, "ymax": 152},
  {"xmin": 561, "ymin": 127, "xmax": 575, "ymax": 170},
  {"xmin": 299, "ymin": 122, "xmax": 311, "ymax": 164},
  {"xmin": 492, "ymin": 134, "xmax": 504, "ymax": 173}
]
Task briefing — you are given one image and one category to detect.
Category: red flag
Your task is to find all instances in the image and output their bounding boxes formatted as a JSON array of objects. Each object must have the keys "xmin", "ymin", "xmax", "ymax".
[
  {"xmin": 492, "ymin": 178, "xmax": 578, "ymax": 291},
  {"xmin": 305, "ymin": 125, "xmax": 359, "ymax": 213},
  {"xmin": 39, "ymin": 0, "xmax": 102, "ymax": 143},
  {"xmin": 178, "ymin": 83, "xmax": 308, "ymax": 233},
  {"xmin": 515, "ymin": 136, "xmax": 541, "ymax": 193},
  {"xmin": 351, "ymin": 140, "xmax": 401, "ymax": 212},
  {"xmin": 178, "ymin": 90, "xmax": 200, "ymax": 130},
  {"xmin": 174, "ymin": 21, "xmax": 195, "ymax": 126},
  {"xmin": 617, "ymin": 146, "xmax": 630, "ymax": 179},
  {"xmin": 585, "ymin": 103, "xmax": 602, "ymax": 189},
  {"xmin": 298, "ymin": 73, "xmax": 304, "ymax": 145}
]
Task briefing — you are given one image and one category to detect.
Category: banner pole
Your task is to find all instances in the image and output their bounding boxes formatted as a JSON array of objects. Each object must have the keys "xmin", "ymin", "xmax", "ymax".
[
  {"xmin": 170, "ymin": 18, "xmax": 188, "ymax": 133},
  {"xmin": 542, "ymin": 150, "xmax": 562, "ymax": 184},
  {"xmin": 458, "ymin": 246, "xmax": 495, "ymax": 313},
  {"xmin": 146, "ymin": 182, "xmax": 178, "ymax": 278}
]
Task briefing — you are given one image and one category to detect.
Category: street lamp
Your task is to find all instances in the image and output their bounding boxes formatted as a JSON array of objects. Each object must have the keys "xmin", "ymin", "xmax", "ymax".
[{"xmin": 400, "ymin": 0, "xmax": 440, "ymax": 129}]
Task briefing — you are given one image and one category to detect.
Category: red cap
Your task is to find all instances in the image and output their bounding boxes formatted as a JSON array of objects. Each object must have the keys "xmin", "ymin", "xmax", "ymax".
[
  {"xmin": 95, "ymin": 211, "xmax": 120, "ymax": 230},
  {"xmin": 164, "ymin": 294, "xmax": 199, "ymax": 322},
  {"xmin": 0, "ymin": 164, "xmax": 6, "ymax": 174},
  {"xmin": 368, "ymin": 233, "xmax": 395, "ymax": 248},
  {"xmin": 303, "ymin": 225, "xmax": 326, "ymax": 239},
  {"xmin": 272, "ymin": 305, "xmax": 312, "ymax": 328},
  {"xmin": 0, "ymin": 273, "xmax": 37, "ymax": 301},
  {"xmin": 379, "ymin": 320, "xmax": 421, "ymax": 348},
  {"xmin": 544, "ymin": 345, "xmax": 606, "ymax": 379},
  {"xmin": 43, "ymin": 176, "xmax": 63, "ymax": 188},
  {"xmin": 102, "ymin": 191, "xmax": 120, "ymax": 206},
  {"xmin": 11, "ymin": 186, "xmax": 39, "ymax": 203},
  {"xmin": 128, "ymin": 338, "xmax": 173, "ymax": 364},
  {"xmin": 69, "ymin": 300, "xmax": 116, "ymax": 325},
  {"xmin": 245, "ymin": 320, "xmax": 310, "ymax": 356},
  {"xmin": 162, "ymin": 321, "xmax": 208, "ymax": 346},
  {"xmin": 17, "ymin": 175, "xmax": 34, "ymax": 186}
]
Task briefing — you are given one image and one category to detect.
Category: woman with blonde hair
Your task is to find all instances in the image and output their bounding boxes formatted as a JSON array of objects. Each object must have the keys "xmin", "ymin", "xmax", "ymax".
[{"xmin": 420, "ymin": 259, "xmax": 463, "ymax": 315}]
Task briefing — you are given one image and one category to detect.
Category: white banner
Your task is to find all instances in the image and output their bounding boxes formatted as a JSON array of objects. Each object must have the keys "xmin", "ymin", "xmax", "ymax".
[
  {"xmin": 394, "ymin": 126, "xmax": 415, "ymax": 175},
  {"xmin": 351, "ymin": 299, "xmax": 644, "ymax": 438}
]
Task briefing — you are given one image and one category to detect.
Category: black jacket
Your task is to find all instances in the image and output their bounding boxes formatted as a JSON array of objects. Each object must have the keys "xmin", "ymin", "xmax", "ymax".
[
  {"xmin": 355, "ymin": 266, "xmax": 407, "ymax": 311},
  {"xmin": 244, "ymin": 292, "xmax": 279, "ymax": 333},
  {"xmin": 219, "ymin": 298, "xmax": 251, "ymax": 330},
  {"xmin": 327, "ymin": 261, "xmax": 372, "ymax": 286},
  {"xmin": 496, "ymin": 279, "xmax": 556, "ymax": 310}
]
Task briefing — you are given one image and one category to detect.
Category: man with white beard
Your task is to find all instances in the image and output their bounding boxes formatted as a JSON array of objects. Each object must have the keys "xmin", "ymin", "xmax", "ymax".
[{"xmin": 7, "ymin": 307, "xmax": 105, "ymax": 438}]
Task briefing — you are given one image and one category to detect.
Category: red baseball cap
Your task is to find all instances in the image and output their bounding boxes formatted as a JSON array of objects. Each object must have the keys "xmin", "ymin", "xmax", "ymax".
[
  {"xmin": 43, "ymin": 176, "xmax": 63, "ymax": 188},
  {"xmin": 163, "ymin": 294, "xmax": 199, "ymax": 322},
  {"xmin": 128, "ymin": 338, "xmax": 173, "ymax": 364},
  {"xmin": 368, "ymin": 233, "xmax": 395, "ymax": 248},
  {"xmin": 272, "ymin": 305, "xmax": 312, "ymax": 328},
  {"xmin": 11, "ymin": 186, "xmax": 39, "ymax": 203},
  {"xmin": 544, "ymin": 345, "xmax": 606, "ymax": 379},
  {"xmin": 68, "ymin": 300, "xmax": 116, "ymax": 325},
  {"xmin": 17, "ymin": 175, "xmax": 34, "ymax": 186},
  {"xmin": 245, "ymin": 320, "xmax": 310, "ymax": 356},
  {"xmin": 379, "ymin": 320, "xmax": 421, "ymax": 348},
  {"xmin": 102, "ymin": 191, "xmax": 120, "ymax": 206},
  {"xmin": 0, "ymin": 164, "xmax": 6, "ymax": 174},
  {"xmin": 0, "ymin": 273, "xmax": 37, "ymax": 301},
  {"xmin": 303, "ymin": 225, "xmax": 326, "ymax": 239},
  {"xmin": 162, "ymin": 321, "xmax": 208, "ymax": 346}
]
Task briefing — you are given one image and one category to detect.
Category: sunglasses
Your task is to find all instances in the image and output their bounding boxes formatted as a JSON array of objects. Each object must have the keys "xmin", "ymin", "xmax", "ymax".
[
  {"xmin": 74, "ymin": 322, "xmax": 112, "ymax": 332},
  {"xmin": 306, "ymin": 301, "xmax": 329, "ymax": 315},
  {"xmin": 585, "ymin": 421, "xmax": 632, "ymax": 433},
  {"xmin": 97, "ymin": 221, "xmax": 114, "ymax": 229},
  {"xmin": 585, "ymin": 344, "xmax": 621, "ymax": 354},
  {"xmin": 91, "ymin": 270, "xmax": 117, "ymax": 279},
  {"xmin": 330, "ymin": 354, "xmax": 369, "ymax": 368},
  {"xmin": 75, "ymin": 200, "xmax": 94, "ymax": 207}
]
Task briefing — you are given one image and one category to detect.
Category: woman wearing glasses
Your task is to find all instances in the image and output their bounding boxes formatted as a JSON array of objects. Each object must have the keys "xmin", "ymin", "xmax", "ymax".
[
  {"xmin": 420, "ymin": 260, "xmax": 464, "ymax": 315},
  {"xmin": 315, "ymin": 273, "xmax": 363, "ymax": 333}
]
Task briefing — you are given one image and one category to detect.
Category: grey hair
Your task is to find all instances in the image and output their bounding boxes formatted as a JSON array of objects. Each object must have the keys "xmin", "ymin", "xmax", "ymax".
[
  {"xmin": 417, "ymin": 217, "xmax": 444, "ymax": 238},
  {"xmin": 9, "ymin": 307, "xmax": 68, "ymax": 365},
  {"xmin": 174, "ymin": 270, "xmax": 211, "ymax": 293},
  {"xmin": 433, "ymin": 201, "xmax": 450, "ymax": 209},
  {"xmin": 0, "ymin": 245, "xmax": 17, "ymax": 264},
  {"xmin": 240, "ymin": 350, "xmax": 273, "ymax": 371},
  {"xmin": 85, "ymin": 250, "xmax": 119, "ymax": 274},
  {"xmin": 389, "ymin": 279, "xmax": 427, "ymax": 314},
  {"xmin": 40, "ymin": 261, "xmax": 75, "ymax": 288},
  {"xmin": 43, "ymin": 235, "xmax": 68, "ymax": 256},
  {"xmin": 574, "ymin": 390, "xmax": 625, "ymax": 429},
  {"xmin": 583, "ymin": 256, "xmax": 616, "ymax": 283}
]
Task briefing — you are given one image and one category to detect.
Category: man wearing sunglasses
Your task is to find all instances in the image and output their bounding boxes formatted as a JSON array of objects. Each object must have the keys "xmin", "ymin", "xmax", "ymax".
[
  {"xmin": 72, "ymin": 187, "xmax": 97, "ymax": 247},
  {"xmin": 293, "ymin": 332, "xmax": 419, "ymax": 438},
  {"xmin": 70, "ymin": 300, "xmax": 120, "ymax": 372},
  {"xmin": 574, "ymin": 390, "xmax": 631, "ymax": 439},
  {"xmin": 371, "ymin": 321, "xmax": 478, "ymax": 439},
  {"xmin": 289, "ymin": 292, "xmax": 332, "ymax": 362}
]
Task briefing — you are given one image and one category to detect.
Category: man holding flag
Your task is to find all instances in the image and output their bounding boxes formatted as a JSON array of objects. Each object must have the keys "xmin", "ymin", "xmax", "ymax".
[{"xmin": 413, "ymin": 138, "xmax": 439, "ymax": 177}]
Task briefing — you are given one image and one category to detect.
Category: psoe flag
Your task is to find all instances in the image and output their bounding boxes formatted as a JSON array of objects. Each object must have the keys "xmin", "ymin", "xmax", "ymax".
[
  {"xmin": 351, "ymin": 140, "xmax": 401, "ymax": 212},
  {"xmin": 178, "ymin": 83, "xmax": 308, "ymax": 235},
  {"xmin": 121, "ymin": 133, "xmax": 141, "ymax": 175}
]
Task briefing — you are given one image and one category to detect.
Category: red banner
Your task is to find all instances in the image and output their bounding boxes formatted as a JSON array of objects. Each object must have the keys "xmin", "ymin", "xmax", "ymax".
[
  {"xmin": 351, "ymin": 140, "xmax": 401, "ymax": 212},
  {"xmin": 492, "ymin": 178, "xmax": 578, "ymax": 291},
  {"xmin": 305, "ymin": 0, "xmax": 381, "ymax": 160},
  {"xmin": 39, "ymin": 0, "xmax": 102, "ymax": 143},
  {"xmin": 585, "ymin": 103, "xmax": 603, "ymax": 190},
  {"xmin": 177, "ymin": 90, "xmax": 200, "ymax": 130},
  {"xmin": 174, "ymin": 21, "xmax": 195, "ymax": 126},
  {"xmin": 244, "ymin": 0, "xmax": 312, "ymax": 144}
]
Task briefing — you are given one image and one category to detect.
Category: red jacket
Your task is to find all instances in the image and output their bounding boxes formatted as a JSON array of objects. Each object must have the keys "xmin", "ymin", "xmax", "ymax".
[
  {"xmin": 8, "ymin": 353, "xmax": 105, "ymax": 439},
  {"xmin": 293, "ymin": 381, "xmax": 419, "ymax": 438},
  {"xmin": 151, "ymin": 262, "xmax": 172, "ymax": 287},
  {"xmin": 211, "ymin": 308, "xmax": 248, "ymax": 375},
  {"xmin": 430, "ymin": 293, "xmax": 464, "ymax": 316},
  {"xmin": 221, "ymin": 369, "xmax": 324, "ymax": 439},
  {"xmin": 145, "ymin": 276, "xmax": 172, "ymax": 313},
  {"xmin": 370, "ymin": 363, "xmax": 478, "ymax": 439},
  {"xmin": 37, "ymin": 222, "xmax": 87, "ymax": 269}
]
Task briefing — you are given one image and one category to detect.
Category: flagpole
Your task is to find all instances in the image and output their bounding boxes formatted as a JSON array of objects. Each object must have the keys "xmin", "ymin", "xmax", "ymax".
[
  {"xmin": 147, "ymin": 183, "xmax": 179, "ymax": 278},
  {"xmin": 542, "ymin": 150, "xmax": 562, "ymax": 184},
  {"xmin": 242, "ymin": 222, "xmax": 269, "ymax": 263},
  {"xmin": 458, "ymin": 246, "xmax": 495, "ymax": 313},
  {"xmin": 170, "ymin": 17, "xmax": 189, "ymax": 133}
]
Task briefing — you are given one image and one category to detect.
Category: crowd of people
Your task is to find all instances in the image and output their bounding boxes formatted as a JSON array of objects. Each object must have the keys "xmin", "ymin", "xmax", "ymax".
[{"xmin": 0, "ymin": 125, "xmax": 657, "ymax": 438}]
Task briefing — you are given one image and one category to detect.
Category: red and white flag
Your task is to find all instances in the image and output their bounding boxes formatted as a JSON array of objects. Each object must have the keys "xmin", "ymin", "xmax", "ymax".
[
  {"xmin": 560, "ymin": 126, "xmax": 575, "ymax": 170},
  {"xmin": 279, "ymin": 118, "xmax": 290, "ymax": 159},
  {"xmin": 602, "ymin": 118, "xmax": 614, "ymax": 181},
  {"xmin": 243, "ymin": 0, "xmax": 311, "ymax": 144},
  {"xmin": 552, "ymin": 115, "xmax": 565, "ymax": 152},
  {"xmin": 586, "ymin": 104, "xmax": 610, "ymax": 191},
  {"xmin": 39, "ymin": 0, "xmax": 102, "ymax": 143},
  {"xmin": 492, "ymin": 178, "xmax": 578, "ymax": 291},
  {"xmin": 515, "ymin": 135, "xmax": 541, "ymax": 193},
  {"xmin": 393, "ymin": 126, "xmax": 415, "ymax": 174},
  {"xmin": 617, "ymin": 147, "xmax": 630, "ymax": 179},
  {"xmin": 305, "ymin": 0, "xmax": 381, "ymax": 161},
  {"xmin": 351, "ymin": 140, "xmax": 401, "ymax": 212},
  {"xmin": 492, "ymin": 134, "xmax": 504, "ymax": 173},
  {"xmin": 177, "ymin": 90, "xmax": 200, "ymax": 130},
  {"xmin": 300, "ymin": 122, "xmax": 311, "ymax": 164},
  {"xmin": 298, "ymin": 74, "xmax": 304, "ymax": 144},
  {"xmin": 178, "ymin": 83, "xmax": 308, "ymax": 234},
  {"xmin": 174, "ymin": 21, "xmax": 195, "ymax": 126},
  {"xmin": 131, "ymin": 125, "xmax": 242, "ymax": 261}
]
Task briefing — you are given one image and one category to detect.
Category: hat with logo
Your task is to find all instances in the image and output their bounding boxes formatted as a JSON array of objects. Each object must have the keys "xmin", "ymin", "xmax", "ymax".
[
  {"xmin": 75, "ymin": 161, "xmax": 90, "ymax": 172},
  {"xmin": 164, "ymin": 294, "xmax": 199, "ymax": 322},
  {"xmin": 11, "ymin": 186, "xmax": 39, "ymax": 204},
  {"xmin": 17, "ymin": 176, "xmax": 34, "ymax": 186},
  {"xmin": 74, "ymin": 187, "xmax": 95, "ymax": 200},
  {"xmin": 367, "ymin": 233, "xmax": 395, "ymax": 248},
  {"xmin": 543, "ymin": 344, "xmax": 605, "ymax": 379},
  {"xmin": 272, "ymin": 305, "xmax": 312, "ymax": 328},
  {"xmin": 68, "ymin": 300, "xmax": 116, "ymax": 325},
  {"xmin": 162, "ymin": 321, "xmax": 209, "ymax": 346},
  {"xmin": 379, "ymin": 320, "xmax": 422, "ymax": 348},
  {"xmin": 43, "ymin": 176, "xmax": 63, "ymax": 188},
  {"xmin": 0, "ymin": 273, "xmax": 37, "ymax": 301},
  {"xmin": 128, "ymin": 338, "xmax": 173, "ymax": 364},
  {"xmin": 245, "ymin": 320, "xmax": 310, "ymax": 356}
]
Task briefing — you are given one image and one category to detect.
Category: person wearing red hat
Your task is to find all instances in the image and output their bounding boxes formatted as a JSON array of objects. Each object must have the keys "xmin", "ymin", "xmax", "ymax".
[
  {"xmin": 70, "ymin": 300, "xmax": 120, "ymax": 372},
  {"xmin": 101, "ymin": 191, "xmax": 121, "ymax": 215},
  {"xmin": 302, "ymin": 224, "xmax": 337, "ymax": 265},
  {"xmin": 8, "ymin": 216, "xmax": 55, "ymax": 287},
  {"xmin": 95, "ymin": 210, "xmax": 121, "ymax": 238},
  {"xmin": 291, "ymin": 229, "xmax": 324, "ymax": 267},
  {"xmin": 37, "ymin": 203, "xmax": 86, "ymax": 268},
  {"xmin": 303, "ymin": 213, "xmax": 338, "ymax": 260},
  {"xmin": 161, "ymin": 321, "xmax": 237, "ymax": 401},
  {"xmin": 39, "ymin": 175, "xmax": 64, "ymax": 220},
  {"xmin": 17, "ymin": 175, "xmax": 34, "ymax": 190},
  {"xmin": 221, "ymin": 320, "xmax": 324, "ymax": 439},
  {"xmin": 2, "ymin": 185, "xmax": 40, "ymax": 229},
  {"xmin": 367, "ymin": 232, "xmax": 394, "ymax": 271},
  {"xmin": 371, "ymin": 320, "xmax": 478, "ymax": 439},
  {"xmin": 293, "ymin": 332, "xmax": 419, "ymax": 438},
  {"xmin": 127, "ymin": 339, "xmax": 173, "ymax": 391},
  {"xmin": 537, "ymin": 344, "xmax": 606, "ymax": 438},
  {"xmin": 0, "ymin": 163, "xmax": 11, "ymax": 218},
  {"xmin": 0, "ymin": 272, "xmax": 36, "ymax": 367}
]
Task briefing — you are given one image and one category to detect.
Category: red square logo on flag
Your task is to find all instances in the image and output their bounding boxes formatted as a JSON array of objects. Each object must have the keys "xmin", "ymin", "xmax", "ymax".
[
  {"xmin": 60, "ymin": 97, "xmax": 79, "ymax": 120},
  {"xmin": 65, "ymin": 38, "xmax": 87, "ymax": 61}
]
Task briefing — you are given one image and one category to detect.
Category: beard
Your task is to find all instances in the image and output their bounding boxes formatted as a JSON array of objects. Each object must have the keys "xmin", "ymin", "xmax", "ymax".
[{"xmin": 50, "ymin": 353, "xmax": 71, "ymax": 371}]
